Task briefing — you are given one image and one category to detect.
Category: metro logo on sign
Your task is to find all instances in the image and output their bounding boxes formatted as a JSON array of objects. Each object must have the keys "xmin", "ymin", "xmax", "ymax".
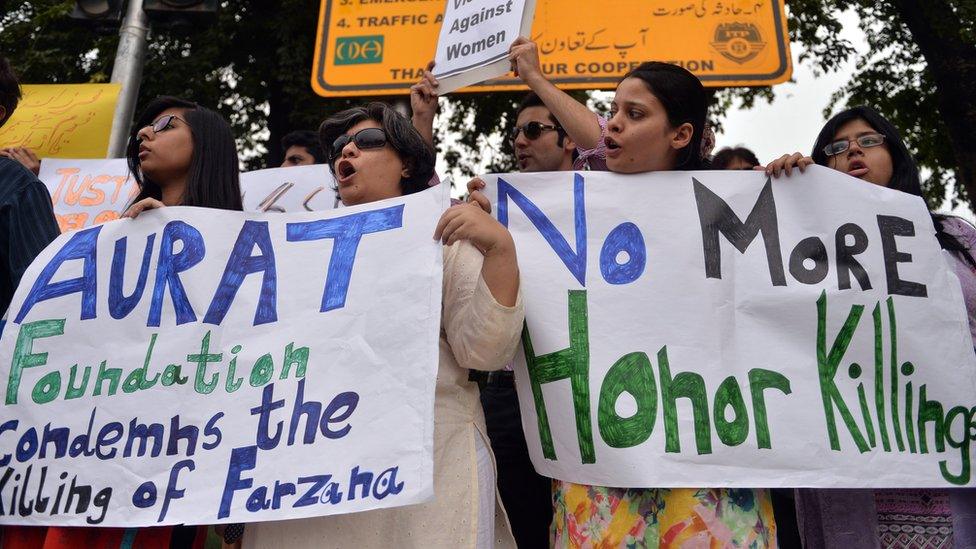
[{"xmin": 335, "ymin": 35, "xmax": 384, "ymax": 65}]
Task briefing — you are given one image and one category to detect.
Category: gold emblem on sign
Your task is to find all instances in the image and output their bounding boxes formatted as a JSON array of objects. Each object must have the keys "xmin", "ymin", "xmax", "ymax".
[{"xmin": 711, "ymin": 23, "xmax": 765, "ymax": 64}]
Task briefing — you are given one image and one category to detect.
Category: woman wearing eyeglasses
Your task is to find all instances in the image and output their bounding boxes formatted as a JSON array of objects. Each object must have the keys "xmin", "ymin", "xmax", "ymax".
[
  {"xmin": 123, "ymin": 97, "xmax": 244, "ymax": 547},
  {"xmin": 241, "ymin": 102, "xmax": 523, "ymax": 549},
  {"xmin": 764, "ymin": 106, "xmax": 976, "ymax": 308},
  {"xmin": 123, "ymin": 96, "xmax": 243, "ymax": 217},
  {"xmin": 464, "ymin": 39, "xmax": 780, "ymax": 549},
  {"xmin": 764, "ymin": 106, "xmax": 976, "ymax": 548},
  {"xmin": 0, "ymin": 98, "xmax": 243, "ymax": 549}
]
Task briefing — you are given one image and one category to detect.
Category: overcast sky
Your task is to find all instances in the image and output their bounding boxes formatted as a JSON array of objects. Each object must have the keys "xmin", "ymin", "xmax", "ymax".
[{"xmin": 712, "ymin": 12, "xmax": 862, "ymax": 164}]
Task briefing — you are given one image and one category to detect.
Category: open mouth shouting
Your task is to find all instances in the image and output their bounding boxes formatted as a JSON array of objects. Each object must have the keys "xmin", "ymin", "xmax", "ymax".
[
  {"xmin": 335, "ymin": 159, "xmax": 358, "ymax": 184},
  {"xmin": 847, "ymin": 159, "xmax": 868, "ymax": 178},
  {"xmin": 605, "ymin": 136, "xmax": 622, "ymax": 159}
]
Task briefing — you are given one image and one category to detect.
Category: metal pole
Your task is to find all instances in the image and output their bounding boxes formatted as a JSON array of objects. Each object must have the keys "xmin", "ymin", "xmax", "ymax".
[{"xmin": 107, "ymin": 0, "xmax": 150, "ymax": 158}]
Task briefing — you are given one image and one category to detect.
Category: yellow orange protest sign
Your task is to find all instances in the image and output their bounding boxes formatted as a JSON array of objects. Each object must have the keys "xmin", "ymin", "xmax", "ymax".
[
  {"xmin": 37, "ymin": 158, "xmax": 137, "ymax": 232},
  {"xmin": 0, "ymin": 83, "xmax": 120, "ymax": 158},
  {"xmin": 312, "ymin": 0, "xmax": 791, "ymax": 97}
]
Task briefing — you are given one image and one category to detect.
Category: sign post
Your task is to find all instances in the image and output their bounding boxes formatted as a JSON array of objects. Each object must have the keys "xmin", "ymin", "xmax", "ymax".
[{"xmin": 311, "ymin": 0, "xmax": 792, "ymax": 97}]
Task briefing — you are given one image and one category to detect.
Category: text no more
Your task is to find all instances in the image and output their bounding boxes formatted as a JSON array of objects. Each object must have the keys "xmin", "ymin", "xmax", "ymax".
[{"xmin": 497, "ymin": 173, "xmax": 976, "ymax": 485}]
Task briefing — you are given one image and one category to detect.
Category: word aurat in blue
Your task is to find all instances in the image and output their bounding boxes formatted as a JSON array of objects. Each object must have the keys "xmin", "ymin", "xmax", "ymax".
[{"xmin": 14, "ymin": 206, "xmax": 404, "ymax": 327}]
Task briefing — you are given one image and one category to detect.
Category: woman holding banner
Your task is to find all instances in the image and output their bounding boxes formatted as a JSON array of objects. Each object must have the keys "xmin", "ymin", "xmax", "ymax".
[
  {"xmin": 764, "ymin": 106, "xmax": 976, "ymax": 548},
  {"xmin": 123, "ymin": 96, "xmax": 243, "ymax": 215},
  {"xmin": 240, "ymin": 102, "xmax": 523, "ymax": 549},
  {"xmin": 1, "ymin": 96, "xmax": 244, "ymax": 549},
  {"xmin": 466, "ymin": 38, "xmax": 779, "ymax": 548}
]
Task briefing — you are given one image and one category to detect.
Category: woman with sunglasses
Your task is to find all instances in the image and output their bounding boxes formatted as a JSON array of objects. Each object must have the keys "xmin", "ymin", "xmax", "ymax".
[
  {"xmin": 1, "ymin": 97, "xmax": 243, "ymax": 549},
  {"xmin": 466, "ymin": 39, "xmax": 778, "ymax": 548},
  {"xmin": 242, "ymin": 102, "xmax": 523, "ymax": 549},
  {"xmin": 764, "ymin": 105, "xmax": 976, "ymax": 548}
]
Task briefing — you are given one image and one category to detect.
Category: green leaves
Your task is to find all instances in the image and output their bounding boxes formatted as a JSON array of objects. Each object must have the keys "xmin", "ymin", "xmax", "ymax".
[{"xmin": 3, "ymin": 0, "xmax": 973, "ymax": 211}]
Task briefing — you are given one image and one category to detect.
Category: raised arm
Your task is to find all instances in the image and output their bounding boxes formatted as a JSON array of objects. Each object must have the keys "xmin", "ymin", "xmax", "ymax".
[
  {"xmin": 508, "ymin": 37, "xmax": 603, "ymax": 150},
  {"xmin": 410, "ymin": 61, "xmax": 439, "ymax": 149}
]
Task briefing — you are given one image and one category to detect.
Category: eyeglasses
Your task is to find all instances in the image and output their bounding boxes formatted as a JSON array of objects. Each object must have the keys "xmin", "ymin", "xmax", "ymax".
[
  {"xmin": 511, "ymin": 121, "xmax": 561, "ymax": 141},
  {"xmin": 330, "ymin": 127, "xmax": 388, "ymax": 163},
  {"xmin": 147, "ymin": 114, "xmax": 188, "ymax": 134},
  {"xmin": 823, "ymin": 133, "xmax": 886, "ymax": 156}
]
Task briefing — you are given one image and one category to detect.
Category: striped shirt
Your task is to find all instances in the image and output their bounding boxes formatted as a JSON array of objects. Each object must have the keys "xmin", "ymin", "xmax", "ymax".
[{"xmin": 0, "ymin": 157, "xmax": 60, "ymax": 316}]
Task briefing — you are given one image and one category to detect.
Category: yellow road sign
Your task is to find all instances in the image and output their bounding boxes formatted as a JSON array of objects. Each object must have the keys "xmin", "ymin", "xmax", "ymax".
[{"xmin": 312, "ymin": 0, "xmax": 792, "ymax": 97}]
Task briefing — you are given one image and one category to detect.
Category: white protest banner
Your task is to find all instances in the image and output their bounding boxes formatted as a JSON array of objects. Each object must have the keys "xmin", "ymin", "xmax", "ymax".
[
  {"xmin": 433, "ymin": 0, "xmax": 537, "ymax": 94},
  {"xmin": 38, "ymin": 158, "xmax": 137, "ymax": 233},
  {"xmin": 483, "ymin": 167, "xmax": 976, "ymax": 488},
  {"xmin": 0, "ymin": 184, "xmax": 447, "ymax": 526},
  {"xmin": 241, "ymin": 164, "xmax": 338, "ymax": 213}
]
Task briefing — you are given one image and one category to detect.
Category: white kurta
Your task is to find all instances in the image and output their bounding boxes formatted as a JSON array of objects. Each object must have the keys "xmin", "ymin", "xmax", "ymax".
[{"xmin": 243, "ymin": 241, "xmax": 524, "ymax": 548}]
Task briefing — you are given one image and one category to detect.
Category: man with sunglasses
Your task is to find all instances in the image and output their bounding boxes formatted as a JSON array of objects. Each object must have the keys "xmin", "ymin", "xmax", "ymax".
[
  {"xmin": 512, "ymin": 92, "xmax": 577, "ymax": 173},
  {"xmin": 0, "ymin": 57, "xmax": 60, "ymax": 314}
]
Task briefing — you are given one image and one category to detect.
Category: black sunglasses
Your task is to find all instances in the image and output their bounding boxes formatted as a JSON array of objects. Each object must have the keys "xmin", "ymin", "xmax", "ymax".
[
  {"xmin": 330, "ymin": 127, "xmax": 388, "ymax": 162},
  {"xmin": 512, "ymin": 121, "xmax": 561, "ymax": 141}
]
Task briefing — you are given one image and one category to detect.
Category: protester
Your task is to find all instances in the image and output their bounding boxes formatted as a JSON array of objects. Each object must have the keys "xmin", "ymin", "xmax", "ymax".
[
  {"xmin": 764, "ymin": 105, "xmax": 976, "ymax": 548},
  {"xmin": 508, "ymin": 92, "xmax": 576, "ymax": 173},
  {"xmin": 414, "ymin": 63, "xmax": 560, "ymax": 546},
  {"xmin": 412, "ymin": 66, "xmax": 555, "ymax": 546},
  {"xmin": 242, "ymin": 102, "xmax": 523, "ymax": 549},
  {"xmin": 279, "ymin": 129, "xmax": 326, "ymax": 167},
  {"xmin": 0, "ymin": 57, "xmax": 60, "ymax": 316},
  {"xmin": 2, "ymin": 95, "xmax": 243, "ymax": 549},
  {"xmin": 711, "ymin": 143, "xmax": 806, "ymax": 549},
  {"xmin": 712, "ymin": 140, "xmax": 798, "ymax": 548},
  {"xmin": 0, "ymin": 146, "xmax": 40, "ymax": 175},
  {"xmin": 410, "ymin": 61, "xmax": 439, "ymax": 149},
  {"xmin": 476, "ymin": 92, "xmax": 571, "ymax": 549},
  {"xmin": 465, "ymin": 37, "xmax": 778, "ymax": 547},
  {"xmin": 711, "ymin": 145, "xmax": 760, "ymax": 170},
  {"xmin": 408, "ymin": 61, "xmax": 450, "ymax": 192},
  {"xmin": 123, "ymin": 96, "xmax": 242, "ymax": 214},
  {"xmin": 469, "ymin": 91, "xmax": 573, "ymax": 548},
  {"xmin": 125, "ymin": 96, "xmax": 244, "ymax": 548}
]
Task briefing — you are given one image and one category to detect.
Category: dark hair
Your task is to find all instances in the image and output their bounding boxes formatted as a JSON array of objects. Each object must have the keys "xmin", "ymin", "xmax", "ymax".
[
  {"xmin": 319, "ymin": 102, "xmax": 435, "ymax": 196},
  {"xmin": 281, "ymin": 130, "xmax": 326, "ymax": 164},
  {"xmin": 620, "ymin": 62, "xmax": 708, "ymax": 170},
  {"xmin": 812, "ymin": 106, "xmax": 972, "ymax": 264},
  {"xmin": 126, "ymin": 96, "xmax": 242, "ymax": 211},
  {"xmin": 812, "ymin": 106, "xmax": 921, "ymax": 195},
  {"xmin": 712, "ymin": 146, "xmax": 759, "ymax": 169},
  {"xmin": 0, "ymin": 57, "xmax": 22, "ymax": 128},
  {"xmin": 516, "ymin": 92, "xmax": 570, "ymax": 148}
]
